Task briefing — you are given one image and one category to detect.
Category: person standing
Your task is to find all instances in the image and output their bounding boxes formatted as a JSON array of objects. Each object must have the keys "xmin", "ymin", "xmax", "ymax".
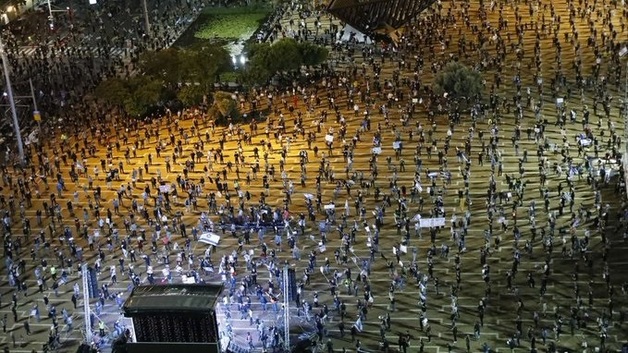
[
  {"xmin": 246, "ymin": 332, "xmax": 254, "ymax": 350},
  {"xmin": 11, "ymin": 305, "xmax": 17, "ymax": 323},
  {"xmin": 338, "ymin": 320, "xmax": 345, "ymax": 338}
]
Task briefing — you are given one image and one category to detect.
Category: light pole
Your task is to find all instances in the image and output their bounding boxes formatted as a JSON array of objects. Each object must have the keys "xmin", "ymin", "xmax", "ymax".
[
  {"xmin": 0, "ymin": 34, "xmax": 25, "ymax": 165},
  {"xmin": 619, "ymin": 46, "xmax": 627, "ymax": 194},
  {"xmin": 46, "ymin": 0, "xmax": 73, "ymax": 30},
  {"xmin": 624, "ymin": 60, "xmax": 627, "ymax": 154},
  {"xmin": 282, "ymin": 265, "xmax": 290, "ymax": 352},
  {"xmin": 28, "ymin": 78, "xmax": 42, "ymax": 134},
  {"xmin": 47, "ymin": 0, "xmax": 53, "ymax": 27},
  {"xmin": 81, "ymin": 264, "xmax": 93, "ymax": 344},
  {"xmin": 142, "ymin": 0, "xmax": 151, "ymax": 35},
  {"xmin": 619, "ymin": 48, "xmax": 627, "ymax": 154}
]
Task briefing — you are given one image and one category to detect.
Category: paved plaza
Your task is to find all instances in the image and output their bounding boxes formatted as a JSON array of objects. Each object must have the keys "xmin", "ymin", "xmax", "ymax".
[{"xmin": 1, "ymin": 0, "xmax": 628, "ymax": 352}]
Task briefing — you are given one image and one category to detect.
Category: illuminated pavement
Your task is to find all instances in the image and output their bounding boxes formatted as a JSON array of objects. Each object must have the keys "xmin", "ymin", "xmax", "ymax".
[{"xmin": 1, "ymin": 0, "xmax": 628, "ymax": 353}]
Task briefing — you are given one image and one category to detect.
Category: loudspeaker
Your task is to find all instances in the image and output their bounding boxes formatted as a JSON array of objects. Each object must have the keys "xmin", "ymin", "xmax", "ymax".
[
  {"xmin": 86, "ymin": 267, "xmax": 100, "ymax": 299},
  {"xmin": 286, "ymin": 268, "xmax": 297, "ymax": 302}
]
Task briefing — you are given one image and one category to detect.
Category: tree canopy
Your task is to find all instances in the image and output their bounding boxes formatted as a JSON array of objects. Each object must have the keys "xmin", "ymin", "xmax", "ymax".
[
  {"xmin": 95, "ymin": 44, "xmax": 232, "ymax": 115},
  {"xmin": 434, "ymin": 62, "xmax": 483, "ymax": 101},
  {"xmin": 94, "ymin": 76, "xmax": 164, "ymax": 117},
  {"xmin": 139, "ymin": 44, "xmax": 231, "ymax": 88},
  {"xmin": 123, "ymin": 76, "xmax": 164, "ymax": 117},
  {"xmin": 94, "ymin": 39, "xmax": 328, "ymax": 116},
  {"xmin": 242, "ymin": 38, "xmax": 328, "ymax": 85},
  {"xmin": 207, "ymin": 91, "xmax": 241, "ymax": 125},
  {"xmin": 93, "ymin": 77, "xmax": 129, "ymax": 106}
]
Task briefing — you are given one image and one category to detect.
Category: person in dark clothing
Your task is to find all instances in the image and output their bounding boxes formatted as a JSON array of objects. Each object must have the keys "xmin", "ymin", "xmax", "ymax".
[{"xmin": 350, "ymin": 325, "xmax": 357, "ymax": 342}]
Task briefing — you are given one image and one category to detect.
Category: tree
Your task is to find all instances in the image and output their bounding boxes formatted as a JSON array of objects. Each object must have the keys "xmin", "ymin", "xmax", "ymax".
[
  {"xmin": 139, "ymin": 48, "xmax": 183, "ymax": 85},
  {"xmin": 180, "ymin": 44, "xmax": 231, "ymax": 87},
  {"xmin": 242, "ymin": 43, "xmax": 274, "ymax": 85},
  {"xmin": 270, "ymin": 38, "xmax": 303, "ymax": 72},
  {"xmin": 122, "ymin": 76, "xmax": 164, "ymax": 117},
  {"xmin": 208, "ymin": 91, "xmax": 241, "ymax": 125},
  {"xmin": 95, "ymin": 75, "xmax": 164, "ymax": 116},
  {"xmin": 242, "ymin": 38, "xmax": 328, "ymax": 85},
  {"xmin": 298, "ymin": 41, "xmax": 329, "ymax": 67},
  {"xmin": 177, "ymin": 84, "xmax": 206, "ymax": 107},
  {"xmin": 138, "ymin": 45, "xmax": 231, "ymax": 106},
  {"xmin": 139, "ymin": 45, "xmax": 231, "ymax": 87},
  {"xmin": 434, "ymin": 62, "xmax": 483, "ymax": 101},
  {"xmin": 94, "ymin": 78, "xmax": 131, "ymax": 107}
]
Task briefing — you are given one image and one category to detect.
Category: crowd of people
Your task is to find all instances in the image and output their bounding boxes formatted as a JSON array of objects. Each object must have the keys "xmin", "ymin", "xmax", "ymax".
[
  {"xmin": 1, "ymin": 0, "xmax": 628, "ymax": 352},
  {"xmin": 0, "ymin": 0, "xmax": 217, "ymax": 129}
]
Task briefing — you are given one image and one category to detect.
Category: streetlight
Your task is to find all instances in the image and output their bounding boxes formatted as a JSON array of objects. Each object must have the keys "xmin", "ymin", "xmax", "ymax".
[
  {"xmin": 46, "ymin": 0, "xmax": 76, "ymax": 31},
  {"xmin": 232, "ymin": 55, "xmax": 247, "ymax": 68},
  {"xmin": 141, "ymin": 0, "xmax": 151, "ymax": 35},
  {"xmin": 619, "ymin": 47, "xmax": 627, "ymax": 149},
  {"xmin": 619, "ymin": 46, "xmax": 627, "ymax": 194},
  {"xmin": 0, "ymin": 35, "xmax": 25, "ymax": 165}
]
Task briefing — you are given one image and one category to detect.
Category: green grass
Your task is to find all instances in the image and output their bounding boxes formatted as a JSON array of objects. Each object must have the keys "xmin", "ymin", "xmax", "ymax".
[{"xmin": 194, "ymin": 6, "xmax": 271, "ymax": 41}]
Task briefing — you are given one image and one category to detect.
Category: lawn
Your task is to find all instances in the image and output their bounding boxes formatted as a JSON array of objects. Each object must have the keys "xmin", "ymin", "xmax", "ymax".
[{"xmin": 194, "ymin": 6, "xmax": 271, "ymax": 41}]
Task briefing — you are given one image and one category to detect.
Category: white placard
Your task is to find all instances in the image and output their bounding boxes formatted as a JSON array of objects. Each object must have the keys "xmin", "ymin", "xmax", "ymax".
[
  {"xmin": 182, "ymin": 275, "xmax": 196, "ymax": 284},
  {"xmin": 324, "ymin": 204, "xmax": 335, "ymax": 210},
  {"xmin": 159, "ymin": 184, "xmax": 172, "ymax": 193},
  {"xmin": 392, "ymin": 141, "xmax": 401, "ymax": 150},
  {"xmin": 578, "ymin": 138, "xmax": 592, "ymax": 147},
  {"xmin": 419, "ymin": 217, "xmax": 446, "ymax": 228},
  {"xmin": 325, "ymin": 134, "xmax": 334, "ymax": 143},
  {"xmin": 372, "ymin": 147, "xmax": 382, "ymax": 155}
]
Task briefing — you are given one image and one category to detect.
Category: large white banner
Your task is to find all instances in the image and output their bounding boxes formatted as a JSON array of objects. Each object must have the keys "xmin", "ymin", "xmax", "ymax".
[{"xmin": 419, "ymin": 217, "xmax": 446, "ymax": 228}]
